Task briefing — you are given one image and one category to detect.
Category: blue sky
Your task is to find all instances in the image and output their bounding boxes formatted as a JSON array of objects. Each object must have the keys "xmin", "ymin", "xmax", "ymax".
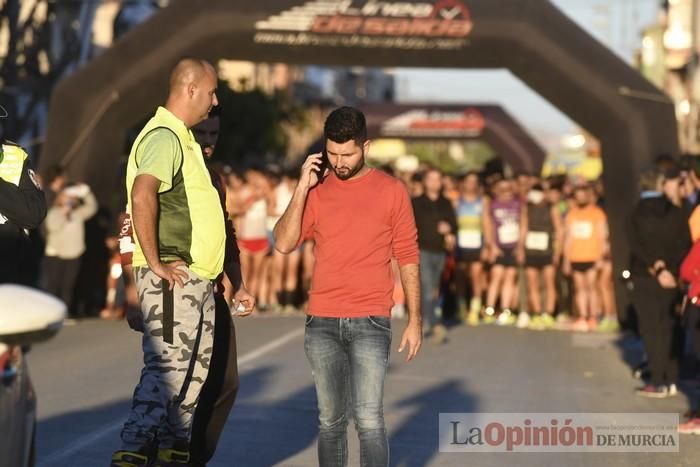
[{"xmin": 395, "ymin": 0, "xmax": 659, "ymax": 148}]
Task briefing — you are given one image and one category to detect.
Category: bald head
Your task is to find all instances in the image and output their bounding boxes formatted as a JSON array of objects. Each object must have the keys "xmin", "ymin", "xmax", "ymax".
[
  {"xmin": 165, "ymin": 58, "xmax": 219, "ymax": 128},
  {"xmin": 169, "ymin": 58, "xmax": 215, "ymax": 95}
]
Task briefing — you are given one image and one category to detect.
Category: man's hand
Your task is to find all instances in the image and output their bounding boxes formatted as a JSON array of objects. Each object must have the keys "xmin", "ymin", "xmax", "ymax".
[
  {"xmin": 150, "ymin": 260, "xmax": 188, "ymax": 290},
  {"xmin": 126, "ymin": 306, "xmax": 144, "ymax": 333},
  {"xmin": 437, "ymin": 221, "xmax": 451, "ymax": 235},
  {"xmin": 657, "ymin": 270, "xmax": 678, "ymax": 289},
  {"xmin": 232, "ymin": 286, "xmax": 256, "ymax": 317},
  {"xmin": 299, "ymin": 153, "xmax": 328, "ymax": 190},
  {"xmin": 398, "ymin": 320, "xmax": 422, "ymax": 362},
  {"xmin": 444, "ymin": 233, "xmax": 456, "ymax": 252},
  {"xmin": 562, "ymin": 260, "xmax": 572, "ymax": 276}
]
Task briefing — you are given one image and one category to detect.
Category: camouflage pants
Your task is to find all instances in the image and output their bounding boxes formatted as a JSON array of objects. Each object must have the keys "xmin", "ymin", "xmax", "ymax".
[{"xmin": 120, "ymin": 266, "xmax": 215, "ymax": 451}]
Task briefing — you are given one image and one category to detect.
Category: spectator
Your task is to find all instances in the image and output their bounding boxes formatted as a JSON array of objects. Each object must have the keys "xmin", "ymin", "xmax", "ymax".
[
  {"xmin": 44, "ymin": 182, "xmax": 97, "ymax": 317},
  {"xmin": 628, "ymin": 166, "xmax": 690, "ymax": 398},
  {"xmin": 412, "ymin": 166, "xmax": 457, "ymax": 343}
]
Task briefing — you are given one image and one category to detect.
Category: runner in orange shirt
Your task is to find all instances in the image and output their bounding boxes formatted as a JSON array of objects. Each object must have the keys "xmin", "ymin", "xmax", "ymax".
[{"xmin": 562, "ymin": 183, "xmax": 609, "ymax": 332}]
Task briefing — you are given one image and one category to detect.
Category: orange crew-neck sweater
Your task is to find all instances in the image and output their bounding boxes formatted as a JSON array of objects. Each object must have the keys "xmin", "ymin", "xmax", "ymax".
[{"xmin": 300, "ymin": 168, "xmax": 419, "ymax": 318}]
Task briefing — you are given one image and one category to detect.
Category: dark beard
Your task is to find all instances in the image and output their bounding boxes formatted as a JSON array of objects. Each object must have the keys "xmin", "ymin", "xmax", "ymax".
[{"xmin": 334, "ymin": 152, "xmax": 365, "ymax": 180}]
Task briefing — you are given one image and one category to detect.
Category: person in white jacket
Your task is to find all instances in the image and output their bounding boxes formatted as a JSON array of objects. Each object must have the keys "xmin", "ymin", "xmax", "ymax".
[{"xmin": 44, "ymin": 182, "xmax": 97, "ymax": 316}]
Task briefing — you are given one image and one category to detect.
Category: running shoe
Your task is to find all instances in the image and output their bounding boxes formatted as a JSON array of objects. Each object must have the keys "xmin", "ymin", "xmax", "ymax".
[
  {"xmin": 467, "ymin": 308, "xmax": 480, "ymax": 327},
  {"xmin": 635, "ymin": 384, "xmax": 669, "ymax": 398},
  {"xmin": 482, "ymin": 306, "xmax": 497, "ymax": 325},
  {"xmin": 556, "ymin": 311, "xmax": 572, "ymax": 324},
  {"xmin": 587, "ymin": 317, "xmax": 599, "ymax": 332},
  {"xmin": 541, "ymin": 313, "xmax": 555, "ymax": 330},
  {"xmin": 529, "ymin": 314, "xmax": 545, "ymax": 331},
  {"xmin": 496, "ymin": 309, "xmax": 516, "ymax": 326},
  {"xmin": 678, "ymin": 417, "xmax": 700, "ymax": 435},
  {"xmin": 572, "ymin": 318, "xmax": 589, "ymax": 332},
  {"xmin": 668, "ymin": 383, "xmax": 678, "ymax": 396},
  {"xmin": 516, "ymin": 311, "xmax": 530, "ymax": 329},
  {"xmin": 432, "ymin": 323, "xmax": 448, "ymax": 344}
]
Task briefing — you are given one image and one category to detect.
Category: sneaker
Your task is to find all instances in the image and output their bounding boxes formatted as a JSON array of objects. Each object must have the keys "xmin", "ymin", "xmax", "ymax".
[
  {"xmin": 456, "ymin": 300, "xmax": 468, "ymax": 322},
  {"xmin": 541, "ymin": 313, "xmax": 555, "ymax": 330},
  {"xmin": 154, "ymin": 447, "xmax": 190, "ymax": 466},
  {"xmin": 466, "ymin": 308, "xmax": 480, "ymax": 327},
  {"xmin": 635, "ymin": 384, "xmax": 669, "ymax": 398},
  {"xmin": 516, "ymin": 311, "xmax": 530, "ymax": 329},
  {"xmin": 556, "ymin": 312, "xmax": 572, "ymax": 324},
  {"xmin": 482, "ymin": 307, "xmax": 497, "ymax": 324},
  {"xmin": 587, "ymin": 317, "xmax": 599, "ymax": 332},
  {"xmin": 111, "ymin": 450, "xmax": 150, "ymax": 467},
  {"xmin": 529, "ymin": 315, "xmax": 545, "ymax": 331},
  {"xmin": 572, "ymin": 318, "xmax": 589, "ymax": 332},
  {"xmin": 432, "ymin": 324, "xmax": 448, "ymax": 344},
  {"xmin": 496, "ymin": 309, "xmax": 516, "ymax": 326},
  {"xmin": 678, "ymin": 418, "xmax": 700, "ymax": 435}
]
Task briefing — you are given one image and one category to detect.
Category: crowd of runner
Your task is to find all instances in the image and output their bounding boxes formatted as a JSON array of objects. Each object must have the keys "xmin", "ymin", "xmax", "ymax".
[{"xmin": 156, "ymin": 161, "xmax": 619, "ymax": 338}]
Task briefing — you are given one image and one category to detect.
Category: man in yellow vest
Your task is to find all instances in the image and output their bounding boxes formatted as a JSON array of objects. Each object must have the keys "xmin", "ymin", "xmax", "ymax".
[
  {"xmin": 112, "ymin": 59, "xmax": 228, "ymax": 467},
  {"xmin": 0, "ymin": 106, "xmax": 47, "ymax": 284}
]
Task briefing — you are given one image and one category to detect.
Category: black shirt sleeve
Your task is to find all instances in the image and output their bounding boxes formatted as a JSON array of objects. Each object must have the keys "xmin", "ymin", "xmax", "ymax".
[
  {"xmin": 443, "ymin": 197, "xmax": 458, "ymax": 233},
  {"xmin": 0, "ymin": 158, "xmax": 47, "ymax": 229},
  {"xmin": 627, "ymin": 204, "xmax": 653, "ymax": 271},
  {"xmin": 223, "ymin": 216, "xmax": 243, "ymax": 290}
]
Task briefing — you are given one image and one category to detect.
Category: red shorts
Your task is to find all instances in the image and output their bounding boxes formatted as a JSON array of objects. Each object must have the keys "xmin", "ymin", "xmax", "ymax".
[{"xmin": 239, "ymin": 238, "xmax": 269, "ymax": 253}]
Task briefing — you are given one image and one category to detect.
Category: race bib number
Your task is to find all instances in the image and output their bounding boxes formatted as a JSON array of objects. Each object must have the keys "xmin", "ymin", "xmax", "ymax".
[
  {"xmin": 497, "ymin": 222, "xmax": 519, "ymax": 245},
  {"xmin": 572, "ymin": 221, "xmax": 593, "ymax": 239},
  {"xmin": 119, "ymin": 236, "xmax": 135, "ymax": 255},
  {"xmin": 458, "ymin": 230, "xmax": 482, "ymax": 249},
  {"xmin": 525, "ymin": 231, "xmax": 549, "ymax": 251}
]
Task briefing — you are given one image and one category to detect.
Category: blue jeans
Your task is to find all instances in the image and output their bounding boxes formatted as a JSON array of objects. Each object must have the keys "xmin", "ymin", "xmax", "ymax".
[
  {"xmin": 420, "ymin": 250, "xmax": 446, "ymax": 329},
  {"xmin": 304, "ymin": 315, "xmax": 392, "ymax": 467}
]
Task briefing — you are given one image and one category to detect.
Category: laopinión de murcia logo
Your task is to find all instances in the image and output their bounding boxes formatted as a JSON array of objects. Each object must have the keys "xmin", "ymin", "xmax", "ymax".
[{"xmin": 254, "ymin": 0, "xmax": 473, "ymax": 50}]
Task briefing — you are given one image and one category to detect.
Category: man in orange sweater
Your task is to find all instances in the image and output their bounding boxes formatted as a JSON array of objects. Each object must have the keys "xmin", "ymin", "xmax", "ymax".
[{"xmin": 274, "ymin": 106, "xmax": 421, "ymax": 467}]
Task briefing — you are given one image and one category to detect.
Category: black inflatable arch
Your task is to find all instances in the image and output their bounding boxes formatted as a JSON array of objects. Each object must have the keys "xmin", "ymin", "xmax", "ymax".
[
  {"xmin": 41, "ymin": 0, "xmax": 678, "ymax": 315},
  {"xmin": 361, "ymin": 102, "xmax": 547, "ymax": 173}
]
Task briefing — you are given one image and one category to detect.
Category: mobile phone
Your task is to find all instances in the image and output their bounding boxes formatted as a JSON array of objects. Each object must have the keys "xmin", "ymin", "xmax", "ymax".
[
  {"xmin": 231, "ymin": 302, "xmax": 246, "ymax": 316},
  {"xmin": 318, "ymin": 150, "xmax": 330, "ymax": 184}
]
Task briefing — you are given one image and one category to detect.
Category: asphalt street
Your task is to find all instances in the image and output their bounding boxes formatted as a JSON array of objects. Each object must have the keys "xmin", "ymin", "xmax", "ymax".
[{"xmin": 27, "ymin": 314, "xmax": 700, "ymax": 467}]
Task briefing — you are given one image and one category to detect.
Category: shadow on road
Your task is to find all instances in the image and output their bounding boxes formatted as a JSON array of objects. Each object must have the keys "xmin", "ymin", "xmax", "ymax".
[
  {"xmin": 389, "ymin": 379, "xmax": 480, "ymax": 467},
  {"xmin": 36, "ymin": 398, "xmax": 132, "ymax": 465},
  {"xmin": 211, "ymin": 364, "xmax": 319, "ymax": 466}
]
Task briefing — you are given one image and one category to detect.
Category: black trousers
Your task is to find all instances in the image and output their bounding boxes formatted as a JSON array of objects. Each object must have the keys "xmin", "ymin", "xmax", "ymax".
[
  {"xmin": 189, "ymin": 294, "xmax": 240, "ymax": 466},
  {"xmin": 44, "ymin": 255, "xmax": 81, "ymax": 314},
  {"xmin": 685, "ymin": 304, "xmax": 700, "ymax": 359},
  {"xmin": 632, "ymin": 276, "xmax": 681, "ymax": 387}
]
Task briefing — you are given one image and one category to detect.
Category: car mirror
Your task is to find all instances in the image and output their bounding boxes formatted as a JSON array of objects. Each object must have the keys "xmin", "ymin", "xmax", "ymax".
[{"xmin": 0, "ymin": 284, "xmax": 66, "ymax": 346}]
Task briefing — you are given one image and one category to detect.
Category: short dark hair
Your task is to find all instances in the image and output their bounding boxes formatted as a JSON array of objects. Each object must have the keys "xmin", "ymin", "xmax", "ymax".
[
  {"xmin": 324, "ymin": 106, "xmax": 367, "ymax": 144},
  {"xmin": 639, "ymin": 167, "xmax": 662, "ymax": 192}
]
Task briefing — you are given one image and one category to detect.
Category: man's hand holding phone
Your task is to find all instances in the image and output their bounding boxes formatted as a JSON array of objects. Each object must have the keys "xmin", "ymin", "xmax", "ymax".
[{"xmin": 300, "ymin": 152, "xmax": 330, "ymax": 190}]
